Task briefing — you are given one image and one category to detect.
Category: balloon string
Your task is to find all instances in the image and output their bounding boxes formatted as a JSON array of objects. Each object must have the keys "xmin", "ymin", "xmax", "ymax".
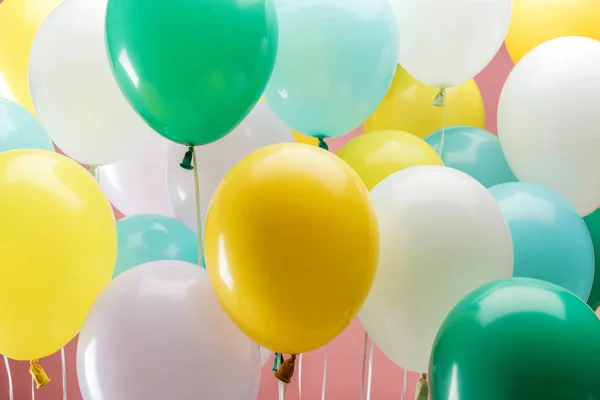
[
  {"xmin": 191, "ymin": 148, "xmax": 204, "ymax": 267},
  {"xmin": 360, "ymin": 332, "xmax": 368, "ymax": 400},
  {"xmin": 321, "ymin": 345, "xmax": 329, "ymax": 400},
  {"xmin": 31, "ymin": 376, "xmax": 35, "ymax": 400},
  {"xmin": 61, "ymin": 347, "xmax": 67, "ymax": 400},
  {"xmin": 298, "ymin": 353, "xmax": 303, "ymax": 400},
  {"xmin": 277, "ymin": 380, "xmax": 286, "ymax": 400},
  {"xmin": 401, "ymin": 369, "xmax": 407, "ymax": 400},
  {"xmin": 366, "ymin": 341, "xmax": 375, "ymax": 400},
  {"xmin": 432, "ymin": 88, "xmax": 447, "ymax": 158},
  {"xmin": 4, "ymin": 356, "xmax": 13, "ymax": 400}
]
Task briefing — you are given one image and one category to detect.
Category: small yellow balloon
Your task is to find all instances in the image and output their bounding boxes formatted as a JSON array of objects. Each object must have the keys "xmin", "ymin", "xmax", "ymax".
[
  {"xmin": 364, "ymin": 66, "xmax": 484, "ymax": 138},
  {"xmin": 505, "ymin": 0, "xmax": 600, "ymax": 63},
  {"xmin": 205, "ymin": 144, "xmax": 379, "ymax": 354},
  {"xmin": 337, "ymin": 130, "xmax": 444, "ymax": 190},
  {"xmin": 0, "ymin": 150, "xmax": 117, "ymax": 360}
]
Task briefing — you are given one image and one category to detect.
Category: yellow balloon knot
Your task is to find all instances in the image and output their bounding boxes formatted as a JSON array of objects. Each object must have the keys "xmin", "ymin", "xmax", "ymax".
[
  {"xmin": 29, "ymin": 360, "xmax": 51, "ymax": 389},
  {"xmin": 415, "ymin": 373, "xmax": 429, "ymax": 400},
  {"xmin": 274, "ymin": 354, "xmax": 297, "ymax": 384}
]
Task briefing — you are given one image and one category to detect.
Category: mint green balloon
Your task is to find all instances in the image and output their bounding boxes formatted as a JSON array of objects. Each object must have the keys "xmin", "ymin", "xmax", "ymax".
[
  {"xmin": 105, "ymin": 0, "xmax": 278, "ymax": 146},
  {"xmin": 0, "ymin": 98, "xmax": 54, "ymax": 153}
]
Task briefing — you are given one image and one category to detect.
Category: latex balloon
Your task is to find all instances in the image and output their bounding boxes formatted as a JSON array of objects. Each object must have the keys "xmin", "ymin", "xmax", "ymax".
[
  {"xmin": 0, "ymin": 98, "xmax": 54, "ymax": 153},
  {"xmin": 490, "ymin": 182, "xmax": 594, "ymax": 300},
  {"xmin": 167, "ymin": 102, "xmax": 294, "ymax": 233},
  {"xmin": 78, "ymin": 261, "xmax": 260, "ymax": 400},
  {"xmin": 205, "ymin": 144, "xmax": 379, "ymax": 354},
  {"xmin": 585, "ymin": 209, "xmax": 600, "ymax": 311},
  {"xmin": 505, "ymin": 0, "xmax": 600, "ymax": 63},
  {"xmin": 105, "ymin": 0, "xmax": 277, "ymax": 146},
  {"xmin": 359, "ymin": 166, "xmax": 513, "ymax": 372},
  {"xmin": 392, "ymin": 0, "xmax": 512, "ymax": 87},
  {"xmin": 292, "ymin": 130, "xmax": 319, "ymax": 146},
  {"xmin": 115, "ymin": 215, "xmax": 199, "ymax": 278},
  {"xmin": 99, "ymin": 134, "xmax": 174, "ymax": 217},
  {"xmin": 498, "ymin": 37, "xmax": 600, "ymax": 216},
  {"xmin": 337, "ymin": 130, "xmax": 443, "ymax": 190},
  {"xmin": 431, "ymin": 278, "xmax": 600, "ymax": 400},
  {"xmin": 424, "ymin": 126, "xmax": 517, "ymax": 188},
  {"xmin": 0, "ymin": 0, "xmax": 65, "ymax": 112},
  {"xmin": 364, "ymin": 66, "xmax": 485, "ymax": 138},
  {"xmin": 0, "ymin": 150, "xmax": 117, "ymax": 360},
  {"xmin": 264, "ymin": 0, "xmax": 398, "ymax": 138}
]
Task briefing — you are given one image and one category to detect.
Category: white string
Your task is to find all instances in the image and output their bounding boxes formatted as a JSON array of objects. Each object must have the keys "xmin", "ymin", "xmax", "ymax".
[
  {"xmin": 360, "ymin": 332, "xmax": 368, "ymax": 400},
  {"xmin": 191, "ymin": 148, "xmax": 203, "ymax": 266},
  {"xmin": 277, "ymin": 380, "xmax": 287, "ymax": 400},
  {"xmin": 438, "ymin": 89, "xmax": 448, "ymax": 158},
  {"xmin": 31, "ymin": 376, "xmax": 35, "ymax": 400},
  {"xmin": 366, "ymin": 341, "xmax": 375, "ymax": 400},
  {"xmin": 321, "ymin": 345, "xmax": 329, "ymax": 400},
  {"xmin": 4, "ymin": 356, "xmax": 13, "ymax": 400},
  {"xmin": 298, "ymin": 354, "xmax": 303, "ymax": 400},
  {"xmin": 61, "ymin": 347, "xmax": 68, "ymax": 400},
  {"xmin": 401, "ymin": 369, "xmax": 407, "ymax": 400}
]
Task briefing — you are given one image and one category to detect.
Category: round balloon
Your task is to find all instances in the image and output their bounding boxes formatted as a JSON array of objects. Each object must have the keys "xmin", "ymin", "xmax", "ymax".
[
  {"xmin": 359, "ymin": 166, "xmax": 513, "ymax": 372},
  {"xmin": 167, "ymin": 102, "xmax": 294, "ymax": 233},
  {"xmin": 78, "ymin": 261, "xmax": 260, "ymax": 400},
  {"xmin": 205, "ymin": 144, "xmax": 379, "ymax": 354},
  {"xmin": 337, "ymin": 130, "xmax": 443, "ymax": 190},
  {"xmin": 498, "ymin": 36, "xmax": 600, "ymax": 216},
  {"xmin": 364, "ymin": 66, "xmax": 485, "ymax": 137},
  {"xmin": 105, "ymin": 0, "xmax": 277, "ymax": 146},
  {"xmin": 29, "ymin": 0, "xmax": 152, "ymax": 165},
  {"xmin": 393, "ymin": 0, "xmax": 512, "ymax": 87},
  {"xmin": 263, "ymin": 0, "xmax": 398, "ymax": 139},
  {"xmin": 424, "ymin": 126, "xmax": 517, "ymax": 188},
  {"xmin": 431, "ymin": 278, "xmax": 600, "ymax": 400},
  {"xmin": 0, "ymin": 150, "xmax": 117, "ymax": 360},
  {"xmin": 0, "ymin": 98, "xmax": 54, "ymax": 153},
  {"xmin": 585, "ymin": 209, "xmax": 600, "ymax": 311}
]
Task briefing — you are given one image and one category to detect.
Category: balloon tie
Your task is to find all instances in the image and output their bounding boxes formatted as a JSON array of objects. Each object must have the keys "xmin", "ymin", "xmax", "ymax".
[
  {"xmin": 191, "ymin": 148, "xmax": 204, "ymax": 266},
  {"xmin": 415, "ymin": 373, "xmax": 429, "ymax": 400},
  {"xmin": 29, "ymin": 360, "xmax": 51, "ymax": 389},
  {"xmin": 275, "ymin": 354, "xmax": 297, "ymax": 384},
  {"xmin": 4, "ymin": 356, "xmax": 13, "ymax": 400},
  {"xmin": 180, "ymin": 146, "xmax": 195, "ymax": 170},
  {"xmin": 318, "ymin": 137, "xmax": 329, "ymax": 151}
]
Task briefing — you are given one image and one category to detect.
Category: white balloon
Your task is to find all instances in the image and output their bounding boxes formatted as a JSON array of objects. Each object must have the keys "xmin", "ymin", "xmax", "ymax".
[
  {"xmin": 77, "ymin": 260, "xmax": 260, "ymax": 400},
  {"xmin": 29, "ymin": 0, "xmax": 152, "ymax": 165},
  {"xmin": 260, "ymin": 348, "xmax": 272, "ymax": 367},
  {"xmin": 98, "ymin": 134, "xmax": 174, "ymax": 217},
  {"xmin": 167, "ymin": 102, "xmax": 294, "ymax": 233},
  {"xmin": 498, "ymin": 36, "xmax": 600, "ymax": 216},
  {"xmin": 359, "ymin": 166, "xmax": 513, "ymax": 372},
  {"xmin": 392, "ymin": 0, "xmax": 512, "ymax": 87}
]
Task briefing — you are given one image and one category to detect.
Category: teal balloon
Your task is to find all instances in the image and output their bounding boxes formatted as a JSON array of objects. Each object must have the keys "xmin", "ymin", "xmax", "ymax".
[
  {"xmin": 424, "ymin": 126, "xmax": 517, "ymax": 188},
  {"xmin": 115, "ymin": 215, "xmax": 200, "ymax": 278},
  {"xmin": 0, "ymin": 98, "xmax": 54, "ymax": 153},
  {"xmin": 490, "ymin": 182, "xmax": 594, "ymax": 300},
  {"xmin": 105, "ymin": 0, "xmax": 278, "ymax": 146},
  {"xmin": 584, "ymin": 209, "xmax": 600, "ymax": 311},
  {"xmin": 263, "ymin": 0, "xmax": 398, "ymax": 139},
  {"xmin": 431, "ymin": 278, "xmax": 600, "ymax": 400}
]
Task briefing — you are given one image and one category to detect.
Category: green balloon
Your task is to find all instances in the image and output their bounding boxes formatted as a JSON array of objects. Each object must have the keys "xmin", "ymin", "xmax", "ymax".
[
  {"xmin": 585, "ymin": 209, "xmax": 600, "ymax": 311},
  {"xmin": 105, "ymin": 0, "xmax": 278, "ymax": 146},
  {"xmin": 430, "ymin": 278, "xmax": 600, "ymax": 400}
]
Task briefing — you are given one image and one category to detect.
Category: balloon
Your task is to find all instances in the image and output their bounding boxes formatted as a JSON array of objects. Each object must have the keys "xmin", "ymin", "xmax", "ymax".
[
  {"xmin": 263, "ymin": 0, "xmax": 398, "ymax": 139},
  {"xmin": 498, "ymin": 36, "xmax": 600, "ymax": 217},
  {"xmin": 0, "ymin": 0, "xmax": 65, "ymax": 112},
  {"xmin": 205, "ymin": 144, "xmax": 379, "ymax": 354},
  {"xmin": 115, "ymin": 215, "xmax": 199, "ymax": 278},
  {"xmin": 0, "ymin": 98, "xmax": 54, "ymax": 153},
  {"xmin": 337, "ymin": 130, "xmax": 443, "ymax": 190},
  {"xmin": 392, "ymin": 0, "xmax": 512, "ymax": 87},
  {"xmin": 29, "ymin": 0, "xmax": 153, "ymax": 166},
  {"xmin": 105, "ymin": 0, "xmax": 277, "ymax": 146},
  {"xmin": 78, "ymin": 261, "xmax": 260, "ymax": 400},
  {"xmin": 430, "ymin": 278, "xmax": 600, "ymax": 400},
  {"xmin": 585, "ymin": 209, "xmax": 600, "ymax": 311},
  {"xmin": 364, "ymin": 66, "xmax": 485, "ymax": 138},
  {"xmin": 505, "ymin": 0, "xmax": 600, "ymax": 63},
  {"xmin": 0, "ymin": 150, "xmax": 117, "ymax": 360},
  {"xmin": 99, "ymin": 134, "xmax": 174, "ymax": 217},
  {"xmin": 359, "ymin": 166, "xmax": 513, "ymax": 372},
  {"xmin": 166, "ymin": 102, "xmax": 294, "ymax": 233},
  {"xmin": 292, "ymin": 130, "xmax": 319, "ymax": 146},
  {"xmin": 424, "ymin": 126, "xmax": 517, "ymax": 188}
]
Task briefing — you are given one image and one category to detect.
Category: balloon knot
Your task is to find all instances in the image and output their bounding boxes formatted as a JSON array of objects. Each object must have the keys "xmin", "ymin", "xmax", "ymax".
[
  {"xmin": 88, "ymin": 164, "xmax": 97, "ymax": 179},
  {"xmin": 29, "ymin": 360, "xmax": 51, "ymax": 389},
  {"xmin": 433, "ymin": 88, "xmax": 446, "ymax": 107},
  {"xmin": 318, "ymin": 138, "xmax": 329, "ymax": 151},
  {"xmin": 180, "ymin": 146, "xmax": 195, "ymax": 170},
  {"xmin": 274, "ymin": 354, "xmax": 297, "ymax": 384},
  {"xmin": 415, "ymin": 373, "xmax": 429, "ymax": 400}
]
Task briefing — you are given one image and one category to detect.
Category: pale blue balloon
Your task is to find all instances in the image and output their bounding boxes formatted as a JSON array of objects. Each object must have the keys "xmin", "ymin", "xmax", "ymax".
[
  {"xmin": 425, "ymin": 126, "xmax": 517, "ymax": 188},
  {"xmin": 490, "ymin": 182, "xmax": 594, "ymax": 300},
  {"xmin": 0, "ymin": 98, "xmax": 54, "ymax": 153},
  {"xmin": 264, "ymin": 0, "xmax": 399, "ymax": 138}
]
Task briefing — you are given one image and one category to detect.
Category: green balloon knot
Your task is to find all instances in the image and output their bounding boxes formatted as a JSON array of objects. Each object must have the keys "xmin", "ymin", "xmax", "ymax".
[
  {"xmin": 318, "ymin": 137, "xmax": 329, "ymax": 151},
  {"xmin": 180, "ymin": 146, "xmax": 195, "ymax": 170}
]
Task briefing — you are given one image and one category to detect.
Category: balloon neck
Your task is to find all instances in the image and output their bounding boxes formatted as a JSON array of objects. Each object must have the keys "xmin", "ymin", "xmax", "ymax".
[
  {"xmin": 318, "ymin": 138, "xmax": 329, "ymax": 151},
  {"xmin": 415, "ymin": 373, "xmax": 429, "ymax": 400},
  {"xmin": 29, "ymin": 360, "xmax": 51, "ymax": 389},
  {"xmin": 180, "ymin": 146, "xmax": 195, "ymax": 170},
  {"xmin": 433, "ymin": 88, "xmax": 446, "ymax": 107},
  {"xmin": 274, "ymin": 354, "xmax": 297, "ymax": 384}
]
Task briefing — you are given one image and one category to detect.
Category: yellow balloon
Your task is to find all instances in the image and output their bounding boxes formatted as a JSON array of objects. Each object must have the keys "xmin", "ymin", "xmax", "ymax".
[
  {"xmin": 0, "ymin": 150, "xmax": 117, "ymax": 360},
  {"xmin": 205, "ymin": 144, "xmax": 379, "ymax": 354},
  {"xmin": 505, "ymin": 0, "xmax": 600, "ymax": 63},
  {"xmin": 0, "ymin": 0, "xmax": 66, "ymax": 112},
  {"xmin": 337, "ymin": 130, "xmax": 444, "ymax": 190},
  {"xmin": 364, "ymin": 66, "xmax": 485, "ymax": 138},
  {"xmin": 292, "ymin": 130, "xmax": 319, "ymax": 146}
]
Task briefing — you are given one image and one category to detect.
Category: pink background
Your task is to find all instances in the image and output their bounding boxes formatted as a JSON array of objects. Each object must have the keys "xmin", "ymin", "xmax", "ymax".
[{"xmin": 0, "ymin": 45, "xmax": 535, "ymax": 399}]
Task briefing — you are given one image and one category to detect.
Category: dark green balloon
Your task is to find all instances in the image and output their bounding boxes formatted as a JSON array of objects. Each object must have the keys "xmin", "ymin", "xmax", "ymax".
[
  {"xmin": 585, "ymin": 209, "xmax": 600, "ymax": 311},
  {"xmin": 105, "ymin": 0, "xmax": 278, "ymax": 146},
  {"xmin": 430, "ymin": 278, "xmax": 600, "ymax": 400}
]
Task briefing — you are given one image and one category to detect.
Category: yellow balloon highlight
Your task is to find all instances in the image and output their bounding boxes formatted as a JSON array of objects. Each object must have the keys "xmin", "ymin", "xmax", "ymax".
[
  {"xmin": 0, "ymin": 0, "xmax": 66, "ymax": 112},
  {"xmin": 0, "ymin": 150, "xmax": 117, "ymax": 360},
  {"xmin": 205, "ymin": 144, "xmax": 379, "ymax": 354},
  {"xmin": 364, "ymin": 66, "xmax": 484, "ymax": 138},
  {"xmin": 337, "ymin": 130, "xmax": 444, "ymax": 190},
  {"xmin": 505, "ymin": 0, "xmax": 600, "ymax": 63}
]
